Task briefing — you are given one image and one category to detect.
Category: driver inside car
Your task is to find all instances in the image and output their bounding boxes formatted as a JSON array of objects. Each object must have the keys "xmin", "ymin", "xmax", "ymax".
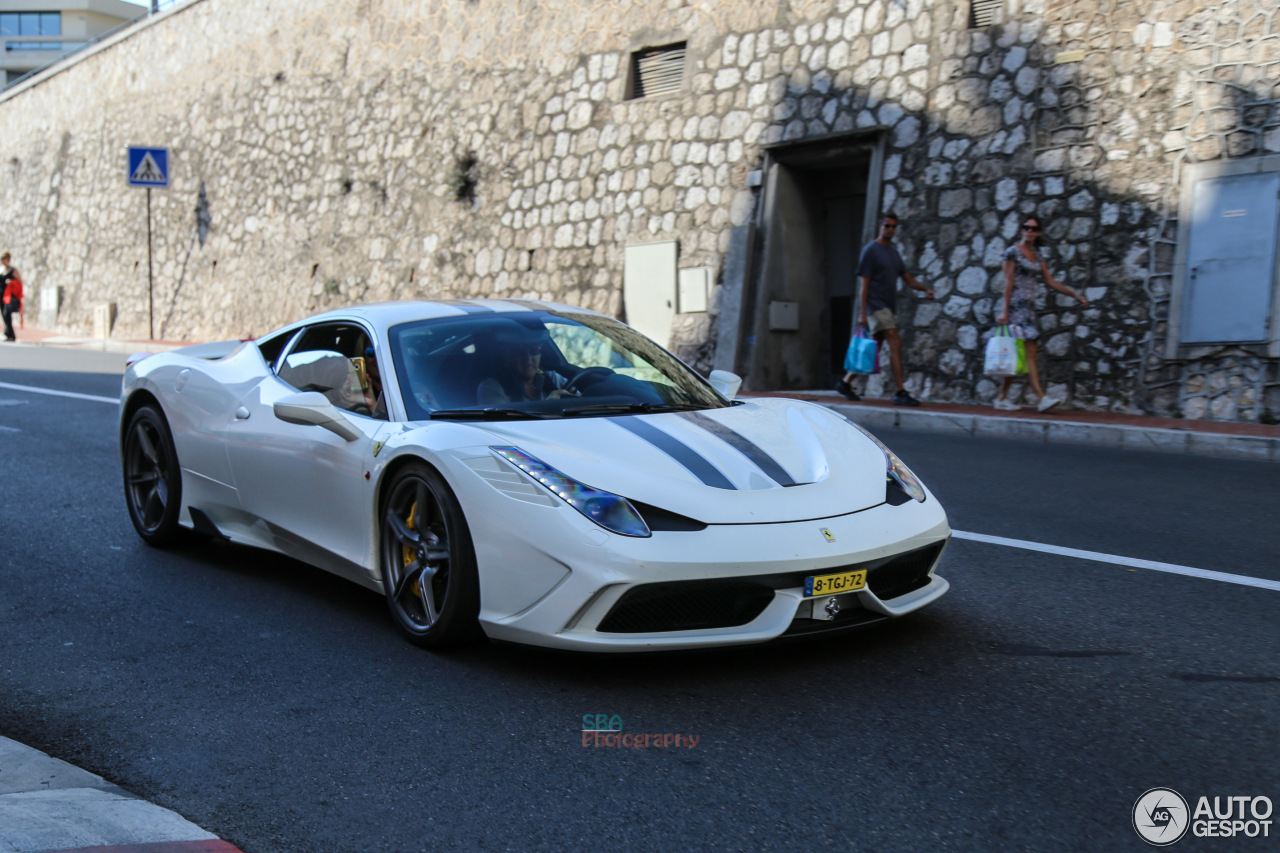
[
  {"xmin": 359, "ymin": 345, "xmax": 388, "ymax": 419},
  {"xmin": 476, "ymin": 327, "xmax": 578, "ymax": 406}
]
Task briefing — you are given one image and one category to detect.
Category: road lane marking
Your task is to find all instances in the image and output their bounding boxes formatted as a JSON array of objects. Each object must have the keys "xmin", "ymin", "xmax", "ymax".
[
  {"xmin": 1, "ymin": 381, "xmax": 1275, "ymax": 595},
  {"xmin": 952, "ymin": 530, "xmax": 1280, "ymax": 592},
  {"xmin": 0, "ymin": 381, "xmax": 118, "ymax": 404}
]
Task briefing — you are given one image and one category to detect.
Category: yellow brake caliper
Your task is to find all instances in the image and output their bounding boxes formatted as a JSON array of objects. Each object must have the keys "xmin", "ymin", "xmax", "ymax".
[{"xmin": 402, "ymin": 502, "xmax": 422, "ymax": 598}]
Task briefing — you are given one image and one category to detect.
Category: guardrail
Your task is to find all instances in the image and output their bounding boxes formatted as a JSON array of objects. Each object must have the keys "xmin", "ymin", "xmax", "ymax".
[{"xmin": 3, "ymin": 0, "xmax": 190, "ymax": 90}]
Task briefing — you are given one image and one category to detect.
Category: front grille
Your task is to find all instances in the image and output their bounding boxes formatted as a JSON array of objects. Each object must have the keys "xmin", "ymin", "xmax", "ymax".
[
  {"xmin": 597, "ymin": 580, "xmax": 775, "ymax": 633},
  {"xmin": 867, "ymin": 544, "xmax": 942, "ymax": 600}
]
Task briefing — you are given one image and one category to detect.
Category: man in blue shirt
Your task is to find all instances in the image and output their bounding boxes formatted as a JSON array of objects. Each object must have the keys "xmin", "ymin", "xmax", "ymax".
[{"xmin": 836, "ymin": 213, "xmax": 934, "ymax": 406}]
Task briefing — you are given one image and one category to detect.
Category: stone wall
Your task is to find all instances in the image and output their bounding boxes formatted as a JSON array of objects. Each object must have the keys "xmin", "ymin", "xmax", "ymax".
[{"xmin": 0, "ymin": 0, "xmax": 1276, "ymax": 420}]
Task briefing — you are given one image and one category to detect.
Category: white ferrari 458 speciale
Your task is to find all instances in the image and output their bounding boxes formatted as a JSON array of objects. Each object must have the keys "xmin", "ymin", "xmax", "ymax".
[{"xmin": 120, "ymin": 299, "xmax": 950, "ymax": 651}]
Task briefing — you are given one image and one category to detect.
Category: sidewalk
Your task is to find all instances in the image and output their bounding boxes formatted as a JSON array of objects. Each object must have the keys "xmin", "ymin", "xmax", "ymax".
[
  {"xmin": 746, "ymin": 391, "xmax": 1280, "ymax": 463},
  {"xmin": 9, "ymin": 325, "xmax": 192, "ymax": 354},
  {"xmin": 0, "ymin": 737, "xmax": 242, "ymax": 853}
]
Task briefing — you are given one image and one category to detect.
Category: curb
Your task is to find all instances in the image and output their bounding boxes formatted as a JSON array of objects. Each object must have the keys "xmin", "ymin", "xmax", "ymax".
[
  {"xmin": 822, "ymin": 402, "xmax": 1280, "ymax": 464},
  {"xmin": 0, "ymin": 737, "xmax": 243, "ymax": 853}
]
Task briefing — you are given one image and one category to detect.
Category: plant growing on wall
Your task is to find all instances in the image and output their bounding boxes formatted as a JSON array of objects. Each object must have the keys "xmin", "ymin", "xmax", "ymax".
[{"xmin": 447, "ymin": 153, "xmax": 479, "ymax": 208}]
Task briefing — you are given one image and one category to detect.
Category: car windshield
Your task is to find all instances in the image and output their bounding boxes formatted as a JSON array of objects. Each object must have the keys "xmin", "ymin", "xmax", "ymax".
[{"xmin": 387, "ymin": 310, "xmax": 728, "ymax": 420}]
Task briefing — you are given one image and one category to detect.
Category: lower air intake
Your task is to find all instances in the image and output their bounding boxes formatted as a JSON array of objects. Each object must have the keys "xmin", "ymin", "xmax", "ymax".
[
  {"xmin": 867, "ymin": 543, "xmax": 942, "ymax": 600},
  {"xmin": 597, "ymin": 580, "xmax": 775, "ymax": 633}
]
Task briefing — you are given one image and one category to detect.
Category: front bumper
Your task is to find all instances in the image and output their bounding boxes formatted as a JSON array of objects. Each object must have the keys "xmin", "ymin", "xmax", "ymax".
[{"xmin": 460, "ymin": 463, "xmax": 952, "ymax": 651}]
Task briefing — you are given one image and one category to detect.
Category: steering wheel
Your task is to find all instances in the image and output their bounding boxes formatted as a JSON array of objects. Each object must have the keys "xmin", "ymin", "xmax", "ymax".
[{"xmin": 564, "ymin": 366, "xmax": 613, "ymax": 394}]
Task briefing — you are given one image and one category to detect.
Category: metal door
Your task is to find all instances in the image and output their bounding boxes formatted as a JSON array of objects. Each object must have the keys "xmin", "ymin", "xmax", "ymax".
[
  {"xmin": 1182, "ymin": 171, "xmax": 1279, "ymax": 343},
  {"xmin": 225, "ymin": 373, "xmax": 386, "ymax": 583},
  {"xmin": 824, "ymin": 194, "xmax": 864, "ymax": 374}
]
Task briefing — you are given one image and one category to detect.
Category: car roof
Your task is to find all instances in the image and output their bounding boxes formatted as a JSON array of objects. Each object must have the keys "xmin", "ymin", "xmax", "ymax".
[{"xmin": 259, "ymin": 298, "xmax": 607, "ymax": 340}]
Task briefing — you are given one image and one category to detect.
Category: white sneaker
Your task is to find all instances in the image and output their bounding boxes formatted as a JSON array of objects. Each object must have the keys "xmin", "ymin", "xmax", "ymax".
[
  {"xmin": 993, "ymin": 398, "xmax": 1021, "ymax": 411},
  {"xmin": 1037, "ymin": 396, "xmax": 1061, "ymax": 412}
]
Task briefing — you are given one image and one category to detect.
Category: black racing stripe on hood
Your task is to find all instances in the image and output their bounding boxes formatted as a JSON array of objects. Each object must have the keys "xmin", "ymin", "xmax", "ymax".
[
  {"xmin": 677, "ymin": 411, "xmax": 797, "ymax": 486},
  {"xmin": 442, "ymin": 300, "xmax": 496, "ymax": 313},
  {"xmin": 610, "ymin": 416, "xmax": 737, "ymax": 490}
]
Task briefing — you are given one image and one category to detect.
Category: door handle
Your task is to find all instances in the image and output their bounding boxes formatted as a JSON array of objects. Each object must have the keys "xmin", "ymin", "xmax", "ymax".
[{"xmin": 234, "ymin": 406, "xmax": 250, "ymax": 420}]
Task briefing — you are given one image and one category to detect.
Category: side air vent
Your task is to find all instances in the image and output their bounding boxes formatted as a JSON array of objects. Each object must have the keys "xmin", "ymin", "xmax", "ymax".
[
  {"xmin": 969, "ymin": 0, "xmax": 1001, "ymax": 27},
  {"xmin": 885, "ymin": 477, "xmax": 914, "ymax": 506},
  {"xmin": 628, "ymin": 42, "xmax": 686, "ymax": 100},
  {"xmin": 631, "ymin": 501, "xmax": 707, "ymax": 531}
]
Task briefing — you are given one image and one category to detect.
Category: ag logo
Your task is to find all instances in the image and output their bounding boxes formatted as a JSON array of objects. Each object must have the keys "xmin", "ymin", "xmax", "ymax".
[{"xmin": 1133, "ymin": 788, "xmax": 1190, "ymax": 846}]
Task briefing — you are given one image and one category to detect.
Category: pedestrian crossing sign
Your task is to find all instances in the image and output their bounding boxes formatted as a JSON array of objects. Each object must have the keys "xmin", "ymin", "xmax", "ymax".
[{"xmin": 127, "ymin": 147, "xmax": 169, "ymax": 187}]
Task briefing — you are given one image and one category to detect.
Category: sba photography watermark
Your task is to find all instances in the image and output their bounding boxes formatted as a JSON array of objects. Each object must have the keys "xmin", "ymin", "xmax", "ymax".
[
  {"xmin": 581, "ymin": 715, "xmax": 700, "ymax": 749},
  {"xmin": 1133, "ymin": 788, "xmax": 1273, "ymax": 846}
]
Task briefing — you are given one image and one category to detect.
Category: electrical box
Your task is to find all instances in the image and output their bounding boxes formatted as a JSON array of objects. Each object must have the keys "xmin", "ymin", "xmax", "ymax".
[
  {"xmin": 677, "ymin": 267, "xmax": 711, "ymax": 314},
  {"xmin": 92, "ymin": 303, "xmax": 116, "ymax": 340},
  {"xmin": 768, "ymin": 301, "xmax": 800, "ymax": 331},
  {"xmin": 40, "ymin": 286, "xmax": 61, "ymax": 320}
]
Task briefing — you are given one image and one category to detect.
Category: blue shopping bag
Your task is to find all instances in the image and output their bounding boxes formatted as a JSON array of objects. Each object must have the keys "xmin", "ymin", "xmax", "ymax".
[{"xmin": 843, "ymin": 326, "xmax": 878, "ymax": 374}]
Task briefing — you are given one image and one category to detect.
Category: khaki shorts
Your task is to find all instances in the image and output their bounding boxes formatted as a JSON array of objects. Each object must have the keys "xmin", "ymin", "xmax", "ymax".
[{"xmin": 868, "ymin": 307, "xmax": 897, "ymax": 335}]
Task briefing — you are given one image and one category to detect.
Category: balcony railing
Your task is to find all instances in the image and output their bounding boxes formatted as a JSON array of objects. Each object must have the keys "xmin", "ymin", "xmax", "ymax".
[{"xmin": 4, "ymin": 38, "xmax": 82, "ymax": 52}]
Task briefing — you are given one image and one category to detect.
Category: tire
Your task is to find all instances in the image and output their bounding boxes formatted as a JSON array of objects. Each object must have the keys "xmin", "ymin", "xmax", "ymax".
[
  {"xmin": 380, "ymin": 462, "xmax": 482, "ymax": 648},
  {"xmin": 122, "ymin": 404, "xmax": 185, "ymax": 546}
]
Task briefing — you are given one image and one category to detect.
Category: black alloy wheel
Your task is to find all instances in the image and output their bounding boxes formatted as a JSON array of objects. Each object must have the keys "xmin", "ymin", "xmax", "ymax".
[
  {"xmin": 123, "ymin": 405, "xmax": 184, "ymax": 545},
  {"xmin": 380, "ymin": 462, "xmax": 481, "ymax": 648}
]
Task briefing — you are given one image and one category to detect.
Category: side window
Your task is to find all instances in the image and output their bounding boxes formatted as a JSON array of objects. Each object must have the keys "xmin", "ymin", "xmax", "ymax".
[
  {"xmin": 277, "ymin": 323, "xmax": 387, "ymax": 420},
  {"xmin": 256, "ymin": 330, "xmax": 295, "ymax": 368}
]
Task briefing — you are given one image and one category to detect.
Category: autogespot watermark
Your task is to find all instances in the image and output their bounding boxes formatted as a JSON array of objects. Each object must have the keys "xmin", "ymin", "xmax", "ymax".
[
  {"xmin": 1133, "ymin": 788, "xmax": 1273, "ymax": 846},
  {"xmin": 580, "ymin": 715, "xmax": 700, "ymax": 749}
]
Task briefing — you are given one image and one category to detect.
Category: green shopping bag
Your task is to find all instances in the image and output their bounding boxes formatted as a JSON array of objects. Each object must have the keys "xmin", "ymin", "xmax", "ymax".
[{"xmin": 1014, "ymin": 337, "xmax": 1027, "ymax": 375}]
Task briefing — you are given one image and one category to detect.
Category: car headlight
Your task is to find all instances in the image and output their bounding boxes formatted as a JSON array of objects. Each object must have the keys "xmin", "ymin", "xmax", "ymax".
[
  {"xmin": 845, "ymin": 422, "xmax": 927, "ymax": 503},
  {"xmin": 491, "ymin": 446, "xmax": 652, "ymax": 537}
]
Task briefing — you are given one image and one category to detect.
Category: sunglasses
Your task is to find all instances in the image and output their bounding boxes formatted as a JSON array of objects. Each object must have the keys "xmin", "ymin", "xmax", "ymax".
[{"xmin": 1022, "ymin": 224, "xmax": 1041, "ymax": 232}]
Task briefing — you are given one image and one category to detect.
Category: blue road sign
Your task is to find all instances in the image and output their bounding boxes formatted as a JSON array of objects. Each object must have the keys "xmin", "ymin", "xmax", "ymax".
[{"xmin": 127, "ymin": 147, "xmax": 169, "ymax": 187}]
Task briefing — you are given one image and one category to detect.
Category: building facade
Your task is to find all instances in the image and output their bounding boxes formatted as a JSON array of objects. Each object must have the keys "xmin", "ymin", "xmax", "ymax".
[
  {"xmin": 0, "ymin": 0, "xmax": 141, "ymax": 88},
  {"xmin": 0, "ymin": 0, "xmax": 1277, "ymax": 421}
]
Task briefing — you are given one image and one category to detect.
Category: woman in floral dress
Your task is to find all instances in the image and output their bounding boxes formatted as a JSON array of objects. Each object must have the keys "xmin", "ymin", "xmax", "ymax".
[{"xmin": 994, "ymin": 216, "xmax": 1089, "ymax": 412}]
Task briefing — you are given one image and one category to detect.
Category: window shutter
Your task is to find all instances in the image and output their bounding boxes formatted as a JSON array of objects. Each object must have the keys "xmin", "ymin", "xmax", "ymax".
[
  {"xmin": 970, "ymin": 0, "xmax": 1001, "ymax": 27},
  {"xmin": 631, "ymin": 43, "xmax": 686, "ymax": 99}
]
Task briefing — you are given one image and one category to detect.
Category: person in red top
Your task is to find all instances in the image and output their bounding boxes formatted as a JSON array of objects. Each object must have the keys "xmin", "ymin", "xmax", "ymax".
[{"xmin": 1, "ymin": 252, "xmax": 21, "ymax": 342}]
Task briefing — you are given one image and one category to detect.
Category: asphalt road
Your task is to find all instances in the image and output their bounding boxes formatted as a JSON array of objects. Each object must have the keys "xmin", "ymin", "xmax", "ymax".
[{"xmin": 1, "ymin": 347, "xmax": 1277, "ymax": 852}]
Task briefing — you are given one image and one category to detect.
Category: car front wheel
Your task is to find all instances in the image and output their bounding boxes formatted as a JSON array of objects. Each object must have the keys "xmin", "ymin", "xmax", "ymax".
[
  {"xmin": 380, "ymin": 462, "xmax": 481, "ymax": 648},
  {"xmin": 123, "ymin": 404, "xmax": 184, "ymax": 546}
]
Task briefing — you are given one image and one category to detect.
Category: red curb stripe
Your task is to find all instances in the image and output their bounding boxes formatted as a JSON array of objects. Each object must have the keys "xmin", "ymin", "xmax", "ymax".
[{"xmin": 40, "ymin": 841, "xmax": 245, "ymax": 853}]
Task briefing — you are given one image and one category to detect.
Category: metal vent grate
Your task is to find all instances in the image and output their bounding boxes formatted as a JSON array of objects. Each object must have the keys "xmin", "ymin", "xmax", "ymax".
[
  {"xmin": 630, "ymin": 42, "xmax": 686, "ymax": 100},
  {"xmin": 597, "ymin": 580, "xmax": 774, "ymax": 633},
  {"xmin": 969, "ymin": 0, "xmax": 1000, "ymax": 27}
]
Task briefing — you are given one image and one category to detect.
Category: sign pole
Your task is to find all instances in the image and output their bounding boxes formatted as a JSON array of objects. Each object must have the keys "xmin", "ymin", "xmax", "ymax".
[
  {"xmin": 146, "ymin": 187, "xmax": 154, "ymax": 340},
  {"xmin": 127, "ymin": 146, "xmax": 168, "ymax": 341}
]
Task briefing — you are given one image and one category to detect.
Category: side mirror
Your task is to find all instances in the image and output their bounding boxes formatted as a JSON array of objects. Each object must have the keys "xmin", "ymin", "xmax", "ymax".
[
  {"xmin": 273, "ymin": 391, "xmax": 362, "ymax": 441},
  {"xmin": 709, "ymin": 370, "xmax": 742, "ymax": 401}
]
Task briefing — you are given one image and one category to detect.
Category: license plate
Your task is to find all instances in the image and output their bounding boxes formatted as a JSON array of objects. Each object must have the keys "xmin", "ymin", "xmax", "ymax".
[{"xmin": 804, "ymin": 569, "xmax": 866, "ymax": 597}]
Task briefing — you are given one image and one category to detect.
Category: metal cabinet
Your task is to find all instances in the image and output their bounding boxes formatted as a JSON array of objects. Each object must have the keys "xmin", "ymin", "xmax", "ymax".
[{"xmin": 1181, "ymin": 170, "xmax": 1279, "ymax": 344}]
